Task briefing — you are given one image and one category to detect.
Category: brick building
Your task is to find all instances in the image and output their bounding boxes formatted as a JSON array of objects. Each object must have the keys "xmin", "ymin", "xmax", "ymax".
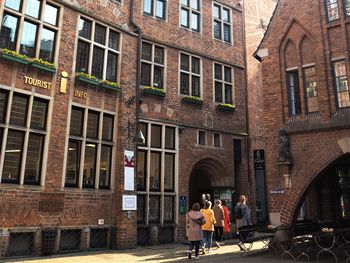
[
  {"xmin": 255, "ymin": 0, "xmax": 350, "ymax": 226},
  {"xmin": 0, "ymin": 0, "xmax": 248, "ymax": 258}
]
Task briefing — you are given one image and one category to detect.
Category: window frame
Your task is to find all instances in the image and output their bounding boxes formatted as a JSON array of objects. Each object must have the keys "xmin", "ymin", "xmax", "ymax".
[
  {"xmin": 0, "ymin": 87, "xmax": 51, "ymax": 186},
  {"xmin": 179, "ymin": 52, "xmax": 202, "ymax": 97},
  {"xmin": 302, "ymin": 64, "xmax": 319, "ymax": 113},
  {"xmin": 332, "ymin": 60, "xmax": 350, "ymax": 109},
  {"xmin": 212, "ymin": 2, "xmax": 232, "ymax": 44},
  {"xmin": 137, "ymin": 121, "xmax": 178, "ymax": 225},
  {"xmin": 143, "ymin": 0, "xmax": 167, "ymax": 20},
  {"xmin": 325, "ymin": 0, "xmax": 340, "ymax": 22},
  {"xmin": 0, "ymin": 0, "xmax": 61, "ymax": 62},
  {"xmin": 180, "ymin": 0, "xmax": 201, "ymax": 32},
  {"xmin": 64, "ymin": 103, "xmax": 116, "ymax": 190},
  {"xmin": 213, "ymin": 62, "xmax": 234, "ymax": 105},
  {"xmin": 286, "ymin": 68, "xmax": 302, "ymax": 116},
  {"xmin": 198, "ymin": 130, "xmax": 206, "ymax": 145},
  {"xmin": 75, "ymin": 15, "xmax": 121, "ymax": 82},
  {"xmin": 213, "ymin": 132, "xmax": 222, "ymax": 148}
]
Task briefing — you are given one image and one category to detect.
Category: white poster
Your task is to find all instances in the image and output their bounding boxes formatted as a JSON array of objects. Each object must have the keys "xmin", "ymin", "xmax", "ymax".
[
  {"xmin": 124, "ymin": 150, "xmax": 135, "ymax": 191},
  {"xmin": 122, "ymin": 195, "xmax": 137, "ymax": 210}
]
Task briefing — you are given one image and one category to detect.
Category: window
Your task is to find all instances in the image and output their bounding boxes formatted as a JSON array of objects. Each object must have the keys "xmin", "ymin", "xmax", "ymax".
[
  {"xmin": 213, "ymin": 3, "xmax": 232, "ymax": 43},
  {"xmin": 180, "ymin": 53, "xmax": 201, "ymax": 97},
  {"xmin": 143, "ymin": 0, "xmax": 166, "ymax": 19},
  {"xmin": 198, "ymin": 130, "xmax": 206, "ymax": 145},
  {"xmin": 141, "ymin": 42, "xmax": 165, "ymax": 89},
  {"xmin": 137, "ymin": 122, "xmax": 177, "ymax": 224},
  {"xmin": 65, "ymin": 106, "xmax": 114, "ymax": 189},
  {"xmin": 333, "ymin": 60, "xmax": 350, "ymax": 108},
  {"xmin": 0, "ymin": 0, "xmax": 59, "ymax": 62},
  {"xmin": 0, "ymin": 89, "xmax": 49, "ymax": 185},
  {"xmin": 214, "ymin": 63, "xmax": 234, "ymax": 104},
  {"xmin": 326, "ymin": 0, "xmax": 339, "ymax": 21},
  {"xmin": 76, "ymin": 17, "xmax": 120, "ymax": 82},
  {"xmin": 213, "ymin": 133, "xmax": 221, "ymax": 147},
  {"xmin": 287, "ymin": 70, "xmax": 302, "ymax": 115},
  {"xmin": 303, "ymin": 66, "xmax": 319, "ymax": 113},
  {"xmin": 180, "ymin": 0, "xmax": 201, "ymax": 32},
  {"xmin": 344, "ymin": 0, "xmax": 350, "ymax": 16}
]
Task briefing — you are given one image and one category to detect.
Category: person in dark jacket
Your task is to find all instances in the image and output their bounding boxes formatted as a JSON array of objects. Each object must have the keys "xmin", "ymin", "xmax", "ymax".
[{"xmin": 235, "ymin": 195, "xmax": 251, "ymax": 250}]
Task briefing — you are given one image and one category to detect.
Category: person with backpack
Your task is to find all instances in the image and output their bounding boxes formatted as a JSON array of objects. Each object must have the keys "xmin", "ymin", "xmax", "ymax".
[
  {"xmin": 186, "ymin": 203, "xmax": 205, "ymax": 260},
  {"xmin": 200, "ymin": 200, "xmax": 216, "ymax": 254},
  {"xmin": 235, "ymin": 195, "xmax": 251, "ymax": 250}
]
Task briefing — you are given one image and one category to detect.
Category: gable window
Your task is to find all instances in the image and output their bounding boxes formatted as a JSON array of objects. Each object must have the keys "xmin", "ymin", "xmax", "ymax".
[
  {"xmin": 180, "ymin": 53, "xmax": 201, "ymax": 97},
  {"xmin": 303, "ymin": 66, "xmax": 319, "ymax": 113},
  {"xmin": 287, "ymin": 70, "xmax": 302, "ymax": 115},
  {"xmin": 213, "ymin": 3, "xmax": 232, "ymax": 43},
  {"xmin": 65, "ymin": 106, "xmax": 114, "ymax": 189},
  {"xmin": 0, "ymin": 89, "xmax": 50, "ymax": 185},
  {"xmin": 0, "ymin": 0, "xmax": 60, "ymax": 62},
  {"xmin": 198, "ymin": 130, "xmax": 206, "ymax": 145},
  {"xmin": 141, "ymin": 42, "xmax": 165, "ymax": 89},
  {"xmin": 180, "ymin": 0, "xmax": 200, "ymax": 32},
  {"xmin": 213, "ymin": 133, "xmax": 221, "ymax": 147},
  {"xmin": 333, "ymin": 60, "xmax": 350, "ymax": 108},
  {"xmin": 326, "ymin": 0, "xmax": 339, "ymax": 21},
  {"xmin": 214, "ymin": 63, "xmax": 234, "ymax": 105},
  {"xmin": 143, "ymin": 0, "xmax": 166, "ymax": 19},
  {"xmin": 76, "ymin": 17, "xmax": 120, "ymax": 82}
]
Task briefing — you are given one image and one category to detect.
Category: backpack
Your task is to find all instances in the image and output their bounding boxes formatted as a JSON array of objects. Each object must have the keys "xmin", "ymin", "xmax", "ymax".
[{"xmin": 236, "ymin": 205, "xmax": 244, "ymax": 219}]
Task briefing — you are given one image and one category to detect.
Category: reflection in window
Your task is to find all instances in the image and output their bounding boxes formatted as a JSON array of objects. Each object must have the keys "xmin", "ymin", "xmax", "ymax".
[
  {"xmin": 0, "ymin": 13, "xmax": 19, "ymax": 50},
  {"xmin": 149, "ymin": 196, "xmax": 160, "ymax": 223},
  {"xmin": 100, "ymin": 145, "xmax": 112, "ymax": 188},
  {"xmin": 333, "ymin": 61, "xmax": 350, "ymax": 108},
  {"xmin": 287, "ymin": 71, "xmax": 302, "ymax": 115},
  {"xmin": 164, "ymin": 153, "xmax": 174, "ymax": 190},
  {"xmin": 164, "ymin": 196, "xmax": 174, "ymax": 222},
  {"xmin": 40, "ymin": 28, "xmax": 56, "ymax": 62},
  {"xmin": 70, "ymin": 107, "xmax": 84, "ymax": 136},
  {"xmin": 24, "ymin": 134, "xmax": 44, "ymax": 183},
  {"xmin": 19, "ymin": 21, "xmax": 37, "ymax": 58},
  {"xmin": 303, "ymin": 66, "xmax": 319, "ymax": 113},
  {"xmin": 31, "ymin": 98, "xmax": 48, "ymax": 130},
  {"xmin": 102, "ymin": 114, "xmax": 114, "ymax": 141},
  {"xmin": 10, "ymin": 94, "xmax": 29, "ymax": 127},
  {"xmin": 5, "ymin": 0, "xmax": 21, "ymax": 11},
  {"xmin": 87, "ymin": 111, "xmax": 99, "ymax": 139},
  {"xmin": 66, "ymin": 140, "xmax": 80, "ymax": 186},
  {"xmin": 137, "ymin": 150, "xmax": 147, "ymax": 190},
  {"xmin": 326, "ymin": 0, "xmax": 339, "ymax": 21},
  {"xmin": 181, "ymin": 0, "xmax": 200, "ymax": 31},
  {"xmin": 150, "ymin": 152, "xmax": 161, "ymax": 190},
  {"xmin": 44, "ymin": 3, "xmax": 58, "ymax": 26},
  {"xmin": 25, "ymin": 0, "xmax": 40, "ymax": 18},
  {"xmin": 83, "ymin": 143, "xmax": 97, "ymax": 187}
]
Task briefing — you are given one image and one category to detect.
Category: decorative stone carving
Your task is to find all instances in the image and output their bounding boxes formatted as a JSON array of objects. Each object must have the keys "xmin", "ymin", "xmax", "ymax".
[{"xmin": 278, "ymin": 129, "xmax": 291, "ymax": 163}]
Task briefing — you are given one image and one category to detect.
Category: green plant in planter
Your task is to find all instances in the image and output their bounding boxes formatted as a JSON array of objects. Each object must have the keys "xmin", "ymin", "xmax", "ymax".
[
  {"xmin": 76, "ymin": 72, "xmax": 99, "ymax": 86},
  {"xmin": 182, "ymin": 95, "xmax": 203, "ymax": 104},
  {"xmin": 31, "ymin": 58, "xmax": 56, "ymax": 73},
  {"xmin": 142, "ymin": 86, "xmax": 166, "ymax": 97},
  {"xmin": 217, "ymin": 103, "xmax": 235, "ymax": 112},
  {"xmin": 0, "ymin": 48, "xmax": 30, "ymax": 65},
  {"xmin": 100, "ymin": 80, "xmax": 120, "ymax": 91}
]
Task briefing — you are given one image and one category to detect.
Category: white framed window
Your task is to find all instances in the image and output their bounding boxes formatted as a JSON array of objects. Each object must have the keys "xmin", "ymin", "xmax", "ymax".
[
  {"xmin": 143, "ymin": 0, "xmax": 166, "ymax": 20},
  {"xmin": 213, "ymin": 133, "xmax": 221, "ymax": 147},
  {"xmin": 75, "ymin": 16, "xmax": 121, "ymax": 82},
  {"xmin": 333, "ymin": 60, "xmax": 350, "ymax": 108},
  {"xmin": 214, "ymin": 62, "xmax": 234, "ymax": 105},
  {"xmin": 180, "ymin": 0, "xmax": 201, "ymax": 32},
  {"xmin": 0, "ymin": 0, "xmax": 60, "ymax": 62},
  {"xmin": 65, "ymin": 105, "xmax": 115, "ymax": 189},
  {"xmin": 137, "ymin": 122, "xmax": 177, "ymax": 224},
  {"xmin": 180, "ymin": 53, "xmax": 201, "ymax": 97},
  {"xmin": 213, "ymin": 2, "xmax": 232, "ymax": 43},
  {"xmin": 198, "ymin": 130, "xmax": 206, "ymax": 145},
  {"xmin": 141, "ymin": 41, "xmax": 165, "ymax": 89},
  {"xmin": 0, "ymin": 88, "xmax": 51, "ymax": 186}
]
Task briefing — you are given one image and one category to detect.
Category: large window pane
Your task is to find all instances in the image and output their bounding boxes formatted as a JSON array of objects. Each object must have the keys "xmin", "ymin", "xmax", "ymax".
[
  {"xmin": 153, "ymin": 66, "xmax": 163, "ymax": 88},
  {"xmin": 198, "ymin": 130, "xmax": 205, "ymax": 145},
  {"xmin": 165, "ymin": 127, "xmax": 175, "ymax": 150},
  {"xmin": 334, "ymin": 61, "xmax": 350, "ymax": 108},
  {"xmin": 155, "ymin": 0, "xmax": 165, "ymax": 19},
  {"xmin": 181, "ymin": 9, "xmax": 189, "ymax": 27},
  {"xmin": 65, "ymin": 140, "xmax": 80, "ymax": 186},
  {"xmin": 44, "ymin": 3, "xmax": 58, "ymax": 26},
  {"xmin": 108, "ymin": 30, "xmax": 119, "ymax": 50},
  {"xmin": 151, "ymin": 125, "xmax": 161, "ymax": 148},
  {"xmin": 137, "ymin": 195, "xmax": 146, "ymax": 223},
  {"xmin": 143, "ymin": 0, "xmax": 152, "ymax": 14},
  {"xmin": 141, "ymin": 63, "xmax": 151, "ymax": 86},
  {"xmin": 223, "ymin": 24, "xmax": 231, "ymax": 43},
  {"xmin": 79, "ymin": 18, "xmax": 92, "ymax": 39},
  {"xmin": 149, "ymin": 195, "xmax": 160, "ymax": 223},
  {"xmin": 137, "ymin": 150, "xmax": 147, "ymax": 190},
  {"xmin": 31, "ymin": 98, "xmax": 48, "ymax": 130},
  {"xmin": 215, "ymin": 64, "xmax": 222, "ymax": 80},
  {"xmin": 223, "ymin": 8, "xmax": 230, "ymax": 22},
  {"xmin": 39, "ymin": 28, "xmax": 55, "ymax": 62},
  {"xmin": 287, "ymin": 71, "xmax": 302, "ymax": 115},
  {"xmin": 94, "ymin": 24, "xmax": 106, "ymax": 45},
  {"xmin": 0, "ymin": 13, "xmax": 19, "ymax": 50},
  {"xmin": 213, "ymin": 133, "xmax": 221, "ymax": 147},
  {"xmin": 224, "ymin": 66, "xmax": 231, "ymax": 82},
  {"xmin": 164, "ymin": 153, "xmax": 174, "ymax": 191},
  {"xmin": 24, "ymin": 133, "xmax": 44, "ymax": 184},
  {"xmin": 150, "ymin": 152, "xmax": 161, "ymax": 190},
  {"xmin": 76, "ymin": 41, "xmax": 90, "ymax": 73},
  {"xmin": 154, "ymin": 46, "xmax": 164, "ymax": 64},
  {"xmin": 20, "ymin": 21, "xmax": 38, "ymax": 57},
  {"xmin": 25, "ymin": 0, "xmax": 40, "ymax": 18},
  {"xmin": 192, "ymin": 76, "xmax": 200, "ymax": 97},
  {"xmin": 191, "ymin": 0, "xmax": 199, "ymax": 10},
  {"xmin": 2, "ymin": 130, "xmax": 24, "ymax": 183},
  {"xmin": 304, "ymin": 67, "xmax": 319, "ymax": 113},
  {"xmin": 213, "ymin": 4, "xmax": 220, "ymax": 19},
  {"xmin": 0, "ymin": 90, "xmax": 8, "ymax": 123},
  {"xmin": 92, "ymin": 46, "xmax": 104, "ymax": 79},
  {"xmin": 224, "ymin": 84, "xmax": 232, "ymax": 104},
  {"xmin": 5, "ymin": 0, "xmax": 21, "ymax": 11},
  {"xmin": 99, "ymin": 145, "xmax": 112, "ymax": 188},
  {"xmin": 180, "ymin": 73, "xmax": 189, "ymax": 95},
  {"xmin": 10, "ymin": 94, "xmax": 29, "ymax": 127},
  {"xmin": 214, "ymin": 20, "xmax": 221, "ymax": 40},
  {"xmin": 87, "ymin": 111, "xmax": 99, "ymax": 139},
  {"xmin": 142, "ymin": 43, "xmax": 152, "ymax": 61},
  {"xmin": 191, "ymin": 12, "xmax": 199, "ymax": 31},
  {"xmin": 215, "ymin": 82, "xmax": 223, "ymax": 102},
  {"xmin": 327, "ymin": 0, "xmax": 339, "ymax": 21},
  {"xmin": 102, "ymin": 114, "xmax": 114, "ymax": 141},
  {"xmin": 83, "ymin": 143, "xmax": 97, "ymax": 187},
  {"xmin": 181, "ymin": 54, "xmax": 189, "ymax": 71},
  {"xmin": 192, "ymin": 57, "xmax": 200, "ymax": 74},
  {"xmin": 164, "ymin": 196, "xmax": 174, "ymax": 222},
  {"xmin": 140, "ymin": 122, "xmax": 148, "ymax": 146},
  {"xmin": 70, "ymin": 107, "xmax": 84, "ymax": 136}
]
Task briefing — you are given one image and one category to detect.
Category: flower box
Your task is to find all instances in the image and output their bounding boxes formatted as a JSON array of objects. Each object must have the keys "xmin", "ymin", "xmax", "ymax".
[
  {"xmin": 31, "ymin": 62, "xmax": 56, "ymax": 74},
  {"xmin": 142, "ymin": 87, "xmax": 166, "ymax": 97},
  {"xmin": 181, "ymin": 96, "xmax": 203, "ymax": 105},
  {"xmin": 100, "ymin": 82, "xmax": 121, "ymax": 92},
  {"xmin": 217, "ymin": 103, "xmax": 235, "ymax": 112},
  {"xmin": 77, "ymin": 74, "xmax": 99, "ymax": 86},
  {"xmin": 1, "ymin": 53, "xmax": 30, "ymax": 65}
]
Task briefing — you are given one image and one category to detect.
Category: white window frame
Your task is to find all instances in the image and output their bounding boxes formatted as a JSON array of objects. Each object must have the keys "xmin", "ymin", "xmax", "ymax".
[
  {"xmin": 137, "ymin": 121, "xmax": 178, "ymax": 225},
  {"xmin": 140, "ymin": 41, "xmax": 166, "ymax": 89},
  {"xmin": 197, "ymin": 130, "xmax": 206, "ymax": 145},
  {"xmin": 179, "ymin": 52, "xmax": 202, "ymax": 97},
  {"xmin": 0, "ymin": 86, "xmax": 52, "ymax": 186},
  {"xmin": 212, "ymin": 132, "xmax": 222, "ymax": 148},
  {"xmin": 0, "ymin": 0, "xmax": 62, "ymax": 62},
  {"xmin": 213, "ymin": 62, "xmax": 235, "ymax": 105},
  {"xmin": 143, "ymin": 0, "xmax": 167, "ymax": 20},
  {"xmin": 75, "ymin": 15, "xmax": 121, "ymax": 81},
  {"xmin": 62, "ymin": 103, "xmax": 116, "ymax": 190},
  {"xmin": 180, "ymin": 0, "xmax": 201, "ymax": 32},
  {"xmin": 212, "ymin": 2, "xmax": 232, "ymax": 44}
]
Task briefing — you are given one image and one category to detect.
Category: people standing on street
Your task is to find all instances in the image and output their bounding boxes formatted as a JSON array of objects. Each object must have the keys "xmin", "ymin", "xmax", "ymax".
[
  {"xmin": 235, "ymin": 195, "xmax": 251, "ymax": 250},
  {"xmin": 200, "ymin": 200, "xmax": 216, "ymax": 254},
  {"xmin": 213, "ymin": 199, "xmax": 225, "ymax": 248},
  {"xmin": 186, "ymin": 203, "xmax": 205, "ymax": 260},
  {"xmin": 221, "ymin": 200, "xmax": 231, "ymax": 241}
]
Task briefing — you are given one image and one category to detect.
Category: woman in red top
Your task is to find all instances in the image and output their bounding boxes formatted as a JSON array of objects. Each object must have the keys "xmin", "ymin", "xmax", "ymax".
[{"xmin": 221, "ymin": 200, "xmax": 231, "ymax": 240}]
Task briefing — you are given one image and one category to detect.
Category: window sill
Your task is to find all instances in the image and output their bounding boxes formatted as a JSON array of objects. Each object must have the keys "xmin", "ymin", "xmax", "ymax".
[{"xmin": 213, "ymin": 38, "xmax": 233, "ymax": 46}]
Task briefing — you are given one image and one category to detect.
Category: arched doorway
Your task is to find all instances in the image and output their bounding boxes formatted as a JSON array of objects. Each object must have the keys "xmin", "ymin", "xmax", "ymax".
[{"xmin": 293, "ymin": 154, "xmax": 350, "ymax": 224}]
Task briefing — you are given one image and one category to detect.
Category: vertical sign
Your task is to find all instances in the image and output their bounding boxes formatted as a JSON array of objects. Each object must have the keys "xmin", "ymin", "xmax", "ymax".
[
  {"xmin": 124, "ymin": 150, "xmax": 135, "ymax": 191},
  {"xmin": 179, "ymin": 196, "xmax": 187, "ymax": 214}
]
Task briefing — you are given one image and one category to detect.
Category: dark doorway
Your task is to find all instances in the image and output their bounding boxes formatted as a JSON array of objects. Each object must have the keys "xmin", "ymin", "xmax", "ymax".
[{"xmin": 189, "ymin": 169, "xmax": 212, "ymax": 208}]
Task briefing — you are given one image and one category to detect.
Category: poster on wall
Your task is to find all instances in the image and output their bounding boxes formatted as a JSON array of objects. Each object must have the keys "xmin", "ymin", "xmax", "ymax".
[
  {"xmin": 124, "ymin": 150, "xmax": 135, "ymax": 191},
  {"xmin": 122, "ymin": 195, "xmax": 137, "ymax": 210}
]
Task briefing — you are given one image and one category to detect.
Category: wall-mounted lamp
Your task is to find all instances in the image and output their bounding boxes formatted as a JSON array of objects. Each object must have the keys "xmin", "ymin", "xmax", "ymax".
[
  {"xmin": 136, "ymin": 129, "xmax": 145, "ymax": 144},
  {"xmin": 179, "ymin": 126, "xmax": 185, "ymax": 133}
]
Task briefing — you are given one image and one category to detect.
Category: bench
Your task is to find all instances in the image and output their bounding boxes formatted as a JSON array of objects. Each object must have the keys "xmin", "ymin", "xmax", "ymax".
[{"xmin": 237, "ymin": 225, "xmax": 278, "ymax": 255}]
